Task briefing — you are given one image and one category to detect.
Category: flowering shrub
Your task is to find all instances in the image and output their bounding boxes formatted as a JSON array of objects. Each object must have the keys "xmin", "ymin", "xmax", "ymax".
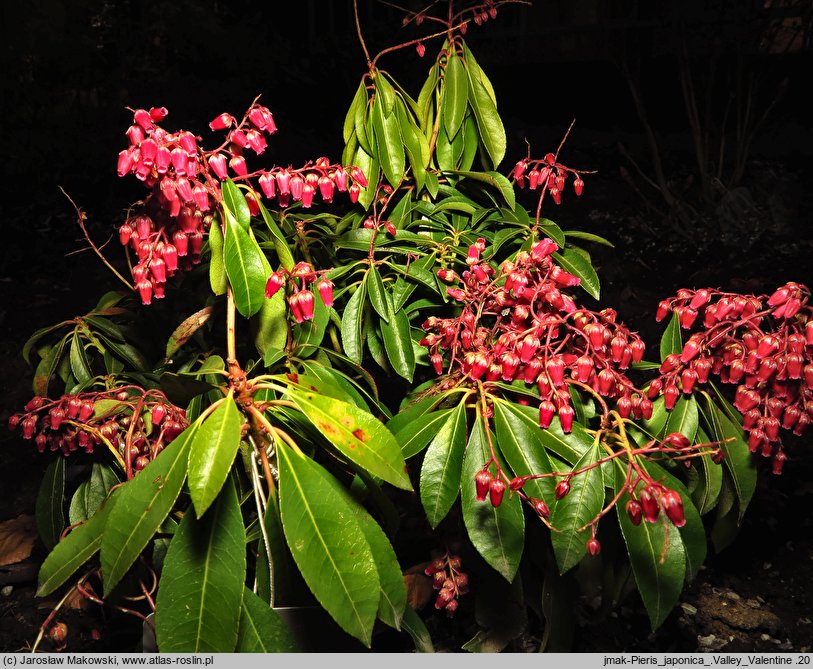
[{"xmin": 10, "ymin": 0, "xmax": 813, "ymax": 653}]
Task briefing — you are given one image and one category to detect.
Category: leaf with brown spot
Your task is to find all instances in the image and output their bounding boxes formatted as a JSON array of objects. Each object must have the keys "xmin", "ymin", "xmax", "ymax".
[
  {"xmin": 165, "ymin": 306, "xmax": 215, "ymax": 359},
  {"xmin": 287, "ymin": 389, "xmax": 411, "ymax": 491},
  {"xmin": 0, "ymin": 515, "xmax": 37, "ymax": 567}
]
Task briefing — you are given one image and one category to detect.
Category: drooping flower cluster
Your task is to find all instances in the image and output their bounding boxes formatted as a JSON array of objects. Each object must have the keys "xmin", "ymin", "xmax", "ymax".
[
  {"xmin": 421, "ymin": 238, "xmax": 649, "ymax": 432},
  {"xmin": 511, "ymin": 152, "xmax": 584, "ymax": 205},
  {"xmin": 423, "ymin": 551, "xmax": 469, "ymax": 617},
  {"xmin": 116, "ymin": 104, "xmax": 365, "ymax": 305},
  {"xmin": 650, "ymin": 282, "xmax": 813, "ymax": 474},
  {"xmin": 264, "ymin": 261, "xmax": 335, "ymax": 324},
  {"xmin": 9, "ymin": 388, "xmax": 188, "ymax": 478}
]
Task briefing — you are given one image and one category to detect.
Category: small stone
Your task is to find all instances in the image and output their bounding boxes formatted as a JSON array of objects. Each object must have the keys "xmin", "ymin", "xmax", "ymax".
[
  {"xmin": 763, "ymin": 562, "xmax": 772, "ymax": 570},
  {"xmin": 680, "ymin": 602, "xmax": 698, "ymax": 616},
  {"xmin": 760, "ymin": 634, "xmax": 772, "ymax": 641},
  {"xmin": 799, "ymin": 617, "xmax": 811, "ymax": 625},
  {"xmin": 724, "ymin": 590, "xmax": 741, "ymax": 601},
  {"xmin": 1, "ymin": 585, "xmax": 13, "ymax": 596},
  {"xmin": 745, "ymin": 598, "xmax": 761, "ymax": 608}
]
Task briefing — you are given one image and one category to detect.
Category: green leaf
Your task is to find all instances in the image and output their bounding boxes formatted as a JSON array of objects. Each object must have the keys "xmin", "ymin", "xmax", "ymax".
[
  {"xmin": 166, "ymin": 306, "xmax": 215, "ymax": 360},
  {"xmin": 464, "ymin": 59, "xmax": 505, "ymax": 168},
  {"xmin": 23, "ymin": 322, "xmax": 70, "ymax": 365},
  {"xmin": 374, "ymin": 72, "xmax": 397, "ymax": 117},
  {"xmin": 493, "ymin": 401, "xmax": 556, "ymax": 502},
  {"xmin": 257, "ymin": 202, "xmax": 295, "ymax": 271},
  {"xmin": 69, "ymin": 332, "xmax": 93, "ymax": 385},
  {"xmin": 188, "ymin": 396, "xmax": 243, "ymax": 517},
  {"xmin": 461, "ymin": 414, "xmax": 524, "ymax": 581},
  {"xmin": 702, "ymin": 396, "xmax": 756, "ymax": 521},
  {"xmin": 223, "ymin": 211, "xmax": 268, "ymax": 318},
  {"xmin": 236, "ymin": 587, "xmax": 299, "ymax": 652},
  {"xmin": 366, "ymin": 265, "xmax": 391, "ymax": 322},
  {"xmin": 33, "ymin": 335, "xmax": 68, "ymax": 395},
  {"xmin": 155, "ymin": 477, "xmax": 246, "ymax": 653},
  {"xmin": 690, "ymin": 450, "xmax": 724, "ymax": 516},
  {"xmin": 68, "ymin": 463, "xmax": 120, "ymax": 526},
  {"xmin": 447, "ymin": 170, "xmax": 515, "ymax": 209},
  {"xmin": 37, "ymin": 489, "xmax": 119, "ymax": 596},
  {"xmin": 563, "ymin": 230, "xmax": 615, "ymax": 247},
  {"xmin": 344, "ymin": 80, "xmax": 367, "ymax": 144},
  {"xmin": 101, "ymin": 421, "xmax": 197, "ymax": 596},
  {"xmin": 277, "ymin": 442, "xmax": 380, "ymax": 647},
  {"xmin": 379, "ymin": 308, "xmax": 415, "ymax": 382},
  {"xmin": 401, "ymin": 606, "xmax": 434, "ymax": 652},
  {"xmin": 208, "ymin": 218, "xmax": 228, "ymax": 296},
  {"xmin": 551, "ymin": 249, "xmax": 600, "ymax": 300},
  {"xmin": 372, "ymin": 96, "xmax": 405, "ymax": 188},
  {"xmin": 550, "ymin": 442, "xmax": 604, "ymax": 574},
  {"xmin": 394, "ymin": 408, "xmax": 453, "ymax": 459},
  {"xmin": 462, "ymin": 43, "xmax": 497, "ymax": 103},
  {"xmin": 615, "ymin": 469, "xmax": 686, "ymax": 630},
  {"xmin": 35, "ymin": 458, "xmax": 66, "ymax": 552},
  {"xmin": 287, "ymin": 388, "xmax": 411, "ymax": 490},
  {"xmin": 254, "ymin": 290, "xmax": 287, "ymax": 360},
  {"xmin": 443, "ymin": 50, "xmax": 468, "ymax": 138},
  {"xmin": 664, "ymin": 396, "xmax": 699, "ymax": 443},
  {"xmin": 660, "ymin": 312, "xmax": 682, "ymax": 363},
  {"xmin": 221, "ymin": 179, "xmax": 251, "ymax": 230},
  {"xmin": 96, "ymin": 334, "xmax": 148, "ymax": 372},
  {"xmin": 341, "ymin": 283, "xmax": 367, "ymax": 364},
  {"xmin": 395, "ymin": 101, "xmax": 428, "ymax": 193},
  {"xmin": 420, "ymin": 402, "xmax": 468, "ymax": 528}
]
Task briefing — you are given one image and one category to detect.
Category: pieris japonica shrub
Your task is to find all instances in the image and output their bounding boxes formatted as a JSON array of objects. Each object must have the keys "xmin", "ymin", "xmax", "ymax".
[{"xmin": 11, "ymin": 0, "xmax": 813, "ymax": 653}]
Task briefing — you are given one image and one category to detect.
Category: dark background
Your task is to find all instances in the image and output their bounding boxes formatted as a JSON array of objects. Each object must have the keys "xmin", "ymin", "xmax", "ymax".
[{"xmin": 1, "ymin": 0, "xmax": 812, "ymax": 653}]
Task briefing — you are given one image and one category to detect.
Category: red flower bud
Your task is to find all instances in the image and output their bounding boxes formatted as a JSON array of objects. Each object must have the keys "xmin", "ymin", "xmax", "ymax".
[
  {"xmin": 660, "ymin": 489, "xmax": 685, "ymax": 527},
  {"xmin": 626, "ymin": 499, "xmax": 643, "ymax": 525},
  {"xmin": 265, "ymin": 272, "xmax": 286, "ymax": 299},
  {"xmin": 475, "ymin": 469, "xmax": 491, "ymax": 502},
  {"xmin": 489, "ymin": 478, "xmax": 506, "ymax": 507},
  {"xmin": 586, "ymin": 537, "xmax": 601, "ymax": 556},
  {"xmin": 558, "ymin": 404, "xmax": 575, "ymax": 433},
  {"xmin": 639, "ymin": 487, "xmax": 660, "ymax": 523},
  {"xmin": 554, "ymin": 479, "xmax": 571, "ymax": 500},
  {"xmin": 538, "ymin": 400, "xmax": 556, "ymax": 429}
]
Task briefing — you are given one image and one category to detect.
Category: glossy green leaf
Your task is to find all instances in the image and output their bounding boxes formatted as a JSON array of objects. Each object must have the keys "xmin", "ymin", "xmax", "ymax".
[
  {"xmin": 254, "ymin": 290, "xmax": 287, "ymax": 360},
  {"xmin": 68, "ymin": 463, "xmax": 120, "ymax": 526},
  {"xmin": 395, "ymin": 100, "xmax": 428, "ymax": 192},
  {"xmin": 660, "ymin": 312, "xmax": 682, "ymax": 363},
  {"xmin": 155, "ymin": 477, "xmax": 246, "ymax": 652},
  {"xmin": 287, "ymin": 388, "xmax": 411, "ymax": 490},
  {"xmin": 208, "ymin": 218, "xmax": 228, "ymax": 296},
  {"xmin": 462, "ymin": 43, "xmax": 497, "ymax": 103},
  {"xmin": 443, "ymin": 50, "xmax": 468, "ymax": 138},
  {"xmin": 615, "ymin": 469, "xmax": 686, "ymax": 630},
  {"xmin": 461, "ymin": 415, "xmax": 524, "ymax": 581},
  {"xmin": 386, "ymin": 390, "xmax": 454, "ymax": 436},
  {"xmin": 344, "ymin": 80, "xmax": 367, "ymax": 144},
  {"xmin": 380, "ymin": 308, "xmax": 415, "ymax": 382},
  {"xmin": 221, "ymin": 179, "xmax": 251, "ymax": 230},
  {"xmin": 223, "ymin": 211, "xmax": 267, "ymax": 318},
  {"xmin": 420, "ymin": 402, "xmax": 467, "ymax": 528},
  {"xmin": 23, "ymin": 322, "xmax": 70, "ymax": 365},
  {"xmin": 563, "ymin": 230, "xmax": 615, "ymax": 247},
  {"xmin": 493, "ymin": 400, "xmax": 556, "ymax": 502},
  {"xmin": 277, "ymin": 442, "xmax": 380, "ymax": 647},
  {"xmin": 341, "ymin": 282, "xmax": 367, "ymax": 364},
  {"xmin": 236, "ymin": 587, "xmax": 298, "ymax": 652},
  {"xmin": 465, "ymin": 59, "xmax": 505, "ymax": 168},
  {"xmin": 550, "ymin": 442, "xmax": 604, "ymax": 574},
  {"xmin": 101, "ymin": 420, "xmax": 197, "ymax": 596},
  {"xmin": 416, "ymin": 63, "xmax": 438, "ymax": 130},
  {"xmin": 69, "ymin": 332, "xmax": 93, "ymax": 384},
  {"xmin": 436, "ymin": 114, "xmax": 463, "ymax": 173},
  {"xmin": 366, "ymin": 265, "xmax": 391, "ymax": 322},
  {"xmin": 394, "ymin": 408, "xmax": 454, "ymax": 459},
  {"xmin": 257, "ymin": 202, "xmax": 295, "ymax": 271},
  {"xmin": 96, "ymin": 334, "xmax": 148, "ymax": 372},
  {"xmin": 401, "ymin": 606, "xmax": 434, "ymax": 652},
  {"xmin": 551, "ymin": 249, "xmax": 600, "ymax": 300},
  {"xmin": 37, "ymin": 489, "xmax": 119, "ymax": 596},
  {"xmin": 291, "ymin": 293, "xmax": 329, "ymax": 357},
  {"xmin": 448, "ymin": 170, "xmax": 515, "ymax": 209},
  {"xmin": 703, "ymin": 396, "xmax": 756, "ymax": 521},
  {"xmin": 664, "ymin": 396, "xmax": 699, "ymax": 443},
  {"xmin": 33, "ymin": 335, "xmax": 68, "ymax": 395},
  {"xmin": 166, "ymin": 306, "xmax": 215, "ymax": 360},
  {"xmin": 372, "ymin": 96, "xmax": 405, "ymax": 188},
  {"xmin": 35, "ymin": 457, "xmax": 65, "ymax": 551},
  {"xmin": 375, "ymin": 72, "xmax": 396, "ymax": 117},
  {"xmin": 188, "ymin": 396, "xmax": 242, "ymax": 517},
  {"xmin": 690, "ymin": 447, "xmax": 724, "ymax": 517}
]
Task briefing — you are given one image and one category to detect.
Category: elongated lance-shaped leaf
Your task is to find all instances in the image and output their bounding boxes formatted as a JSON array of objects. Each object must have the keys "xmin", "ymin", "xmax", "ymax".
[
  {"xmin": 37, "ymin": 488, "xmax": 120, "ymax": 596},
  {"xmin": 287, "ymin": 388, "xmax": 411, "ymax": 491},
  {"xmin": 33, "ymin": 335, "xmax": 68, "ymax": 395},
  {"xmin": 188, "ymin": 395, "xmax": 243, "ymax": 517},
  {"xmin": 395, "ymin": 98, "xmax": 428, "ymax": 193},
  {"xmin": 461, "ymin": 413, "xmax": 524, "ymax": 582},
  {"xmin": 166, "ymin": 306, "xmax": 215, "ymax": 360},
  {"xmin": 236, "ymin": 587, "xmax": 299, "ymax": 652},
  {"xmin": 660, "ymin": 312, "xmax": 682, "ymax": 363},
  {"xmin": 395, "ymin": 407, "xmax": 454, "ymax": 459},
  {"xmin": 372, "ymin": 94, "xmax": 406, "ymax": 188},
  {"xmin": 221, "ymin": 179, "xmax": 250, "ymax": 229},
  {"xmin": 68, "ymin": 463, "xmax": 120, "ymax": 526},
  {"xmin": 615, "ymin": 466, "xmax": 686, "ymax": 630},
  {"xmin": 443, "ymin": 49, "xmax": 468, "ymax": 138},
  {"xmin": 551, "ymin": 249, "xmax": 600, "ymax": 300},
  {"xmin": 420, "ymin": 401, "xmax": 468, "ymax": 528},
  {"xmin": 366, "ymin": 265, "xmax": 391, "ymax": 322},
  {"xmin": 380, "ymin": 308, "xmax": 415, "ymax": 382},
  {"xmin": 70, "ymin": 331, "xmax": 92, "ymax": 384},
  {"xmin": 277, "ymin": 440, "xmax": 380, "ymax": 647},
  {"xmin": 492, "ymin": 400, "xmax": 556, "ymax": 502},
  {"xmin": 550, "ymin": 441, "xmax": 604, "ymax": 574},
  {"xmin": 257, "ymin": 201, "xmax": 295, "ymax": 271},
  {"xmin": 445, "ymin": 170, "xmax": 515, "ymax": 210},
  {"xmin": 155, "ymin": 477, "xmax": 246, "ymax": 652},
  {"xmin": 464, "ymin": 58, "xmax": 505, "ymax": 169},
  {"xmin": 341, "ymin": 282, "xmax": 367, "ymax": 364},
  {"xmin": 664, "ymin": 396, "xmax": 699, "ymax": 443},
  {"xmin": 223, "ymin": 210, "xmax": 267, "ymax": 318},
  {"xmin": 702, "ymin": 395, "xmax": 756, "ymax": 521},
  {"xmin": 344, "ymin": 80, "xmax": 368, "ymax": 144},
  {"xmin": 100, "ymin": 419, "xmax": 199, "ymax": 595},
  {"xmin": 36, "ymin": 457, "xmax": 65, "ymax": 551},
  {"xmin": 401, "ymin": 605, "xmax": 435, "ymax": 652},
  {"xmin": 208, "ymin": 217, "xmax": 228, "ymax": 296}
]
